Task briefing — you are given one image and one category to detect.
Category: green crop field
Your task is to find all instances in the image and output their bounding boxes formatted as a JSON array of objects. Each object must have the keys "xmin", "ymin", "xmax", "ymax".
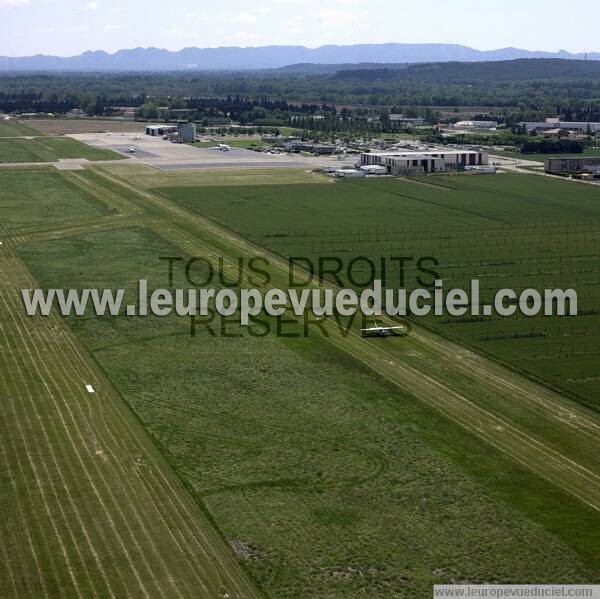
[
  {"xmin": 156, "ymin": 173, "xmax": 600, "ymax": 411},
  {"xmin": 495, "ymin": 147, "xmax": 600, "ymax": 162},
  {"xmin": 0, "ymin": 170, "xmax": 112, "ymax": 227},
  {"xmin": 0, "ymin": 136, "xmax": 122, "ymax": 163},
  {"xmin": 0, "ymin": 119, "xmax": 43, "ymax": 137},
  {"xmin": 3, "ymin": 164, "xmax": 600, "ymax": 596}
]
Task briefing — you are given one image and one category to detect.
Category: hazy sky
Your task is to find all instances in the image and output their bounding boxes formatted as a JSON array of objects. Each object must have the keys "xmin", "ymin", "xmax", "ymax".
[{"xmin": 2, "ymin": 0, "xmax": 600, "ymax": 57}]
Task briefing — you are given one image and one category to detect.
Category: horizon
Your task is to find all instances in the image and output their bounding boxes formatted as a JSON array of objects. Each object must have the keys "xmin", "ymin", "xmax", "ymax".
[
  {"xmin": 1, "ymin": 0, "xmax": 600, "ymax": 57},
  {"xmin": 0, "ymin": 42, "xmax": 600, "ymax": 64},
  {"xmin": 4, "ymin": 42, "xmax": 600, "ymax": 60}
]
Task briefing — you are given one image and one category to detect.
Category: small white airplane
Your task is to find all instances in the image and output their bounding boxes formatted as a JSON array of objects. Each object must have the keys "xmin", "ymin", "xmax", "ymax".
[
  {"xmin": 217, "ymin": 143, "xmax": 231, "ymax": 151},
  {"xmin": 360, "ymin": 321, "xmax": 406, "ymax": 337}
]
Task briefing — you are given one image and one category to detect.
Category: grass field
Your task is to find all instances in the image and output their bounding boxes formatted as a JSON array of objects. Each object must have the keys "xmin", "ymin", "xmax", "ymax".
[
  {"xmin": 155, "ymin": 173, "xmax": 600, "ymax": 411},
  {"xmin": 103, "ymin": 163, "xmax": 330, "ymax": 188},
  {"xmin": 274, "ymin": 127, "xmax": 303, "ymax": 137},
  {"xmin": 0, "ymin": 178, "xmax": 261, "ymax": 596},
  {"xmin": 0, "ymin": 170, "xmax": 114, "ymax": 228},
  {"xmin": 3, "ymin": 164, "xmax": 600, "ymax": 596},
  {"xmin": 0, "ymin": 119, "xmax": 43, "ymax": 137},
  {"xmin": 20, "ymin": 119, "xmax": 147, "ymax": 135},
  {"xmin": 18, "ymin": 223, "xmax": 600, "ymax": 596},
  {"xmin": 0, "ymin": 136, "xmax": 123, "ymax": 163},
  {"xmin": 495, "ymin": 147, "xmax": 600, "ymax": 162},
  {"xmin": 221, "ymin": 139, "xmax": 264, "ymax": 150}
]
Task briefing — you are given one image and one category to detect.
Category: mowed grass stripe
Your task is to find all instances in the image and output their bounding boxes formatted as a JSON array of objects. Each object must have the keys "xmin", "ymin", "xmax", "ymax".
[
  {"xmin": 0, "ymin": 120, "xmax": 42, "ymax": 137},
  {"xmin": 0, "ymin": 403, "xmax": 57, "ymax": 598},
  {"xmin": 8, "ymin": 239, "xmax": 258, "ymax": 597},
  {"xmin": 0, "ymin": 270, "xmax": 154, "ymax": 596},
  {"xmin": 0, "ymin": 270, "xmax": 92, "ymax": 597},
  {"xmin": 18, "ymin": 258, "xmax": 254, "ymax": 596},
  {"xmin": 19, "ymin": 301, "xmax": 224, "ymax": 596},
  {"xmin": 0, "ymin": 329, "xmax": 118, "ymax": 598},
  {"xmin": 7, "ymin": 216, "xmax": 139, "ymax": 245},
  {"xmin": 0, "ymin": 370, "xmax": 101, "ymax": 598},
  {"xmin": 2, "ymin": 188, "xmax": 260, "ymax": 596},
  {"xmin": 0, "ymin": 533, "xmax": 22, "ymax": 597},
  {"xmin": 0, "ymin": 137, "xmax": 122, "ymax": 163},
  {"xmin": 1, "ymin": 261, "xmax": 196, "ymax": 599},
  {"xmin": 65, "ymin": 171, "xmax": 143, "ymax": 216},
  {"xmin": 2, "ymin": 256, "xmax": 209, "ymax": 596},
  {"xmin": 0, "ymin": 254, "xmax": 262, "ymax": 596},
  {"xmin": 0, "ymin": 276, "xmax": 139, "ymax": 597}
]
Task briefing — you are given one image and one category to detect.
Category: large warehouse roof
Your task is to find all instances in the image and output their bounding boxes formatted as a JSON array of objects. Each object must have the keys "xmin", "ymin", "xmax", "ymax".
[{"xmin": 365, "ymin": 149, "xmax": 483, "ymax": 157}]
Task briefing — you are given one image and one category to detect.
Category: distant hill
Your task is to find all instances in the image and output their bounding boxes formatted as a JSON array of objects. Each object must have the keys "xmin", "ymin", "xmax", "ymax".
[
  {"xmin": 330, "ymin": 59, "xmax": 600, "ymax": 82},
  {"xmin": 275, "ymin": 62, "xmax": 410, "ymax": 74},
  {"xmin": 1, "ymin": 44, "xmax": 599, "ymax": 72}
]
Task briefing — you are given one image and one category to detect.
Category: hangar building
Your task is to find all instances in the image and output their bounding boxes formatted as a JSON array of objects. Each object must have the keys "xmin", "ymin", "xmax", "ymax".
[
  {"xmin": 145, "ymin": 124, "xmax": 177, "ymax": 137},
  {"xmin": 361, "ymin": 150, "xmax": 488, "ymax": 175},
  {"xmin": 544, "ymin": 157, "xmax": 600, "ymax": 175}
]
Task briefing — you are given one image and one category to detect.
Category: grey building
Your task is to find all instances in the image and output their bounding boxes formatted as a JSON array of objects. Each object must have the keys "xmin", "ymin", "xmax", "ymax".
[
  {"xmin": 284, "ymin": 141, "xmax": 337, "ymax": 154},
  {"xmin": 520, "ymin": 121, "xmax": 600, "ymax": 134},
  {"xmin": 389, "ymin": 115, "xmax": 425, "ymax": 127},
  {"xmin": 177, "ymin": 122, "xmax": 196, "ymax": 143},
  {"xmin": 544, "ymin": 156, "xmax": 600, "ymax": 175}
]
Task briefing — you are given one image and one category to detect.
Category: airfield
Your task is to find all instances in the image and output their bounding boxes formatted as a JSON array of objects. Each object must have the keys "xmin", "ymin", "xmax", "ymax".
[
  {"xmin": 1, "ymin": 120, "xmax": 599, "ymax": 597},
  {"xmin": 69, "ymin": 131, "xmax": 359, "ymax": 171}
]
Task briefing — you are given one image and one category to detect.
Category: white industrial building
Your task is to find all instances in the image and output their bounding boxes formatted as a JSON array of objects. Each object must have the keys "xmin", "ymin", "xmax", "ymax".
[
  {"xmin": 452, "ymin": 120, "xmax": 498, "ymax": 130},
  {"xmin": 335, "ymin": 169, "xmax": 366, "ymax": 178},
  {"xmin": 145, "ymin": 124, "xmax": 177, "ymax": 136},
  {"xmin": 361, "ymin": 150, "xmax": 489, "ymax": 175},
  {"xmin": 519, "ymin": 120, "xmax": 600, "ymax": 134},
  {"xmin": 359, "ymin": 165, "xmax": 388, "ymax": 175}
]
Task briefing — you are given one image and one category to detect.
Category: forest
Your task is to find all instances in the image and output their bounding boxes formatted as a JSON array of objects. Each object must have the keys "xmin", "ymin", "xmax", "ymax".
[{"xmin": 2, "ymin": 59, "xmax": 600, "ymax": 133}]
